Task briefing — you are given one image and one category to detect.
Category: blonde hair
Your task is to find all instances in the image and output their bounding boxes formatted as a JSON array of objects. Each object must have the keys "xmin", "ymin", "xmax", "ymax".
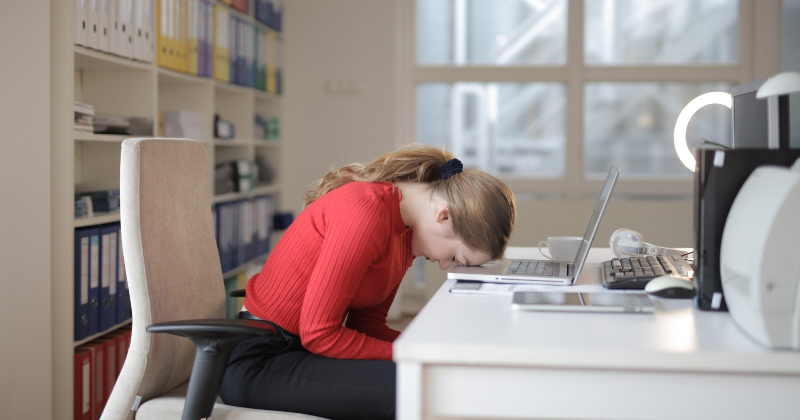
[{"xmin": 303, "ymin": 144, "xmax": 516, "ymax": 260}]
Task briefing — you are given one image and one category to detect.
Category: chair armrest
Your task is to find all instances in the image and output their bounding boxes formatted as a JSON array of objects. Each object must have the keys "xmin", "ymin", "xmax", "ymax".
[
  {"xmin": 229, "ymin": 288, "xmax": 246, "ymax": 298},
  {"xmin": 147, "ymin": 318, "xmax": 274, "ymax": 420},
  {"xmin": 146, "ymin": 318, "xmax": 273, "ymax": 339}
]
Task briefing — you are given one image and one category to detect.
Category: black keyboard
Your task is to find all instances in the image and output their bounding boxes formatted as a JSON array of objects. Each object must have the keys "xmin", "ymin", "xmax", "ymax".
[
  {"xmin": 601, "ymin": 254, "xmax": 693, "ymax": 289},
  {"xmin": 507, "ymin": 260, "xmax": 561, "ymax": 276}
]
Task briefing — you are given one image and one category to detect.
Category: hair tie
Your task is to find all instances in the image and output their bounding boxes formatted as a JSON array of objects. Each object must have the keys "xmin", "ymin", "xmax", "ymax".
[{"xmin": 440, "ymin": 158, "xmax": 463, "ymax": 180}]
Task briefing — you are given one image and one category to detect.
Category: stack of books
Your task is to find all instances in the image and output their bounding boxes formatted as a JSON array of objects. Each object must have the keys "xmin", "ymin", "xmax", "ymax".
[
  {"xmin": 74, "ymin": 196, "xmax": 94, "ymax": 219},
  {"xmin": 267, "ymin": 117, "xmax": 280, "ymax": 140},
  {"xmin": 254, "ymin": 115, "xmax": 280, "ymax": 140},
  {"xmin": 77, "ymin": 189, "xmax": 120, "ymax": 214},
  {"xmin": 74, "ymin": 101, "xmax": 94, "ymax": 132}
]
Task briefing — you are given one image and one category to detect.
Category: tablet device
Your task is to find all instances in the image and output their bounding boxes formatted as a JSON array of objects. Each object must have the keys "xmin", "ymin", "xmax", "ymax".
[{"xmin": 511, "ymin": 291, "xmax": 657, "ymax": 313}]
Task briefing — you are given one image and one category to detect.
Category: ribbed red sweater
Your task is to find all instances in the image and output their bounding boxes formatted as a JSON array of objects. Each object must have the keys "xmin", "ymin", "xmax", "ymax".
[{"xmin": 245, "ymin": 181, "xmax": 414, "ymax": 360}]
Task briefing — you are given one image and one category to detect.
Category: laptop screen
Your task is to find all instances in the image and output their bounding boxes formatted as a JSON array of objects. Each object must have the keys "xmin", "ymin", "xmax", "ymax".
[{"xmin": 570, "ymin": 167, "xmax": 620, "ymax": 280}]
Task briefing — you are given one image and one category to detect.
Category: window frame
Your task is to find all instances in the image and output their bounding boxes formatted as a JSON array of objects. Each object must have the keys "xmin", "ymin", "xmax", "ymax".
[{"xmin": 398, "ymin": 0, "xmax": 780, "ymax": 198}]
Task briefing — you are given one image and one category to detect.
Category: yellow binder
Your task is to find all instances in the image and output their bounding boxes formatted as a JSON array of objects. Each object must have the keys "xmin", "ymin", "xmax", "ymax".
[
  {"xmin": 157, "ymin": 0, "xmax": 169, "ymax": 68},
  {"xmin": 213, "ymin": 5, "xmax": 230, "ymax": 82},
  {"xmin": 186, "ymin": 0, "xmax": 197, "ymax": 74},
  {"xmin": 166, "ymin": 0, "xmax": 176, "ymax": 69},
  {"xmin": 266, "ymin": 31, "xmax": 276, "ymax": 94},
  {"xmin": 180, "ymin": 0, "xmax": 188, "ymax": 72}
]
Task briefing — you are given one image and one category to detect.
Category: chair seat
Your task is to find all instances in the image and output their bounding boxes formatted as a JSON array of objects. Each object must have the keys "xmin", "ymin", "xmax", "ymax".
[{"xmin": 136, "ymin": 382, "xmax": 329, "ymax": 420}]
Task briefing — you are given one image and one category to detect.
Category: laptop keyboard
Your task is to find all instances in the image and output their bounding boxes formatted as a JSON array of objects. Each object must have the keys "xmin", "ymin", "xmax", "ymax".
[{"xmin": 507, "ymin": 260, "xmax": 561, "ymax": 276}]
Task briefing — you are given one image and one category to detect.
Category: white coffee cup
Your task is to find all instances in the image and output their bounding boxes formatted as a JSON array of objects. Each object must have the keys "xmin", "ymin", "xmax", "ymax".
[{"xmin": 538, "ymin": 236, "xmax": 583, "ymax": 262}]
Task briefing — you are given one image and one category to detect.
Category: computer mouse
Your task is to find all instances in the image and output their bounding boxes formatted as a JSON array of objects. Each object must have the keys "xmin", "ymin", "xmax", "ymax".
[{"xmin": 644, "ymin": 275, "xmax": 695, "ymax": 299}]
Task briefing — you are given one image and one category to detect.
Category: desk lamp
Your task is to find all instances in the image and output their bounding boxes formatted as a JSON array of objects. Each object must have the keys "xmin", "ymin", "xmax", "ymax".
[
  {"xmin": 756, "ymin": 71, "xmax": 800, "ymax": 98},
  {"xmin": 673, "ymin": 92, "xmax": 732, "ymax": 172}
]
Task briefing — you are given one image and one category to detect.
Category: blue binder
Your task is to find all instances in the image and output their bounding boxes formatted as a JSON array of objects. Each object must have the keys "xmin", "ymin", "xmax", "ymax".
[
  {"xmin": 87, "ymin": 228, "xmax": 101, "ymax": 336},
  {"xmin": 252, "ymin": 197, "xmax": 262, "ymax": 257},
  {"xmin": 247, "ymin": 22, "xmax": 254, "ymax": 87},
  {"xmin": 229, "ymin": 16, "xmax": 238, "ymax": 85},
  {"xmin": 215, "ymin": 203, "xmax": 226, "ymax": 272},
  {"xmin": 74, "ymin": 229, "xmax": 92, "ymax": 340},
  {"xmin": 99, "ymin": 225, "xmax": 117, "ymax": 331},
  {"xmin": 265, "ymin": 195, "xmax": 274, "ymax": 254},
  {"xmin": 118, "ymin": 223, "xmax": 132, "ymax": 321},
  {"xmin": 110, "ymin": 223, "xmax": 127, "ymax": 324},
  {"xmin": 233, "ymin": 201, "xmax": 241, "ymax": 267},
  {"xmin": 238, "ymin": 201, "xmax": 246, "ymax": 266}
]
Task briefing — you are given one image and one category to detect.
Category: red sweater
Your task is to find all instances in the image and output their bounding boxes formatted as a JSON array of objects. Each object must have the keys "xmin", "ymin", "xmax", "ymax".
[{"xmin": 245, "ymin": 181, "xmax": 414, "ymax": 360}]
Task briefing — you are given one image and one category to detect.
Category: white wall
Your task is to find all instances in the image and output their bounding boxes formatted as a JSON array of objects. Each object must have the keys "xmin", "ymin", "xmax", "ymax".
[
  {"xmin": 282, "ymin": 0, "xmax": 399, "ymax": 213},
  {"xmin": 0, "ymin": 1, "xmax": 53, "ymax": 419}
]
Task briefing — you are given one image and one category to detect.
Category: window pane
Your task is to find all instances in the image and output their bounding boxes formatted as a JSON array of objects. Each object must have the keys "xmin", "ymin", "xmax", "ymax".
[
  {"xmin": 418, "ymin": 83, "xmax": 566, "ymax": 177},
  {"xmin": 417, "ymin": 0, "xmax": 567, "ymax": 66},
  {"xmin": 584, "ymin": 83, "xmax": 731, "ymax": 177},
  {"xmin": 585, "ymin": 0, "xmax": 739, "ymax": 65}
]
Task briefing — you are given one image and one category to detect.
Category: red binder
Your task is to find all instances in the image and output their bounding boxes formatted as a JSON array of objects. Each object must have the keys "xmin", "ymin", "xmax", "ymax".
[
  {"xmin": 74, "ymin": 350, "xmax": 93, "ymax": 420},
  {"xmin": 76, "ymin": 343, "xmax": 104, "ymax": 420},
  {"xmin": 123, "ymin": 328, "xmax": 132, "ymax": 352},
  {"xmin": 96, "ymin": 338, "xmax": 118, "ymax": 402},
  {"xmin": 106, "ymin": 331, "xmax": 129, "ymax": 377}
]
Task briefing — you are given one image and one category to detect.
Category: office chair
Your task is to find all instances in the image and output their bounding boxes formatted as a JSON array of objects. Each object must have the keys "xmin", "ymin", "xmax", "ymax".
[{"xmin": 102, "ymin": 138, "xmax": 325, "ymax": 420}]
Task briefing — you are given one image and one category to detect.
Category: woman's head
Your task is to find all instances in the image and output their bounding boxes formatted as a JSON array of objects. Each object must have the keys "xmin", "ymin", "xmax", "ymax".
[{"xmin": 304, "ymin": 144, "xmax": 516, "ymax": 262}]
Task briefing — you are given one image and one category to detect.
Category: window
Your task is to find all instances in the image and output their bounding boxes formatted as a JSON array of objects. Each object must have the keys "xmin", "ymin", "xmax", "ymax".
[
  {"xmin": 585, "ymin": 0, "xmax": 739, "ymax": 65},
  {"xmin": 417, "ymin": 0, "xmax": 567, "ymax": 66},
  {"xmin": 418, "ymin": 82, "xmax": 566, "ymax": 177},
  {"xmin": 411, "ymin": 0, "xmax": 745, "ymax": 195},
  {"xmin": 584, "ymin": 82, "xmax": 731, "ymax": 177}
]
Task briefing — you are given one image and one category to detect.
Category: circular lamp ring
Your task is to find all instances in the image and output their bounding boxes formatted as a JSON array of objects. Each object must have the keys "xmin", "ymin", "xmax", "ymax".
[{"xmin": 673, "ymin": 92, "xmax": 732, "ymax": 172}]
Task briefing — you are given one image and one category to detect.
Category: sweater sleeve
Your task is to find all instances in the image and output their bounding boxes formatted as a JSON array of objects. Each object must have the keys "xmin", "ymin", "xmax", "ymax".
[
  {"xmin": 345, "ymin": 282, "xmax": 402, "ymax": 343},
  {"xmin": 298, "ymin": 197, "xmax": 394, "ymax": 360}
]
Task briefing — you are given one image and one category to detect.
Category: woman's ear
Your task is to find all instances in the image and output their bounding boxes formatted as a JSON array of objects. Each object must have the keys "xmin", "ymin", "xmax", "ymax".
[{"xmin": 435, "ymin": 206, "xmax": 450, "ymax": 223}]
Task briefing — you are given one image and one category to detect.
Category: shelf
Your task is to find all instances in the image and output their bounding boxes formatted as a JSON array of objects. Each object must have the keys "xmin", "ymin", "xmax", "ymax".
[
  {"xmin": 214, "ymin": 138, "xmax": 253, "ymax": 146},
  {"xmin": 74, "ymin": 45, "xmax": 154, "ymax": 72},
  {"xmin": 74, "ymin": 211, "xmax": 121, "ymax": 227},
  {"xmin": 222, "ymin": 252, "xmax": 270, "ymax": 278},
  {"xmin": 249, "ymin": 184, "xmax": 280, "ymax": 196},
  {"xmin": 158, "ymin": 67, "xmax": 213, "ymax": 86},
  {"xmin": 214, "ymin": 80, "xmax": 255, "ymax": 97},
  {"xmin": 254, "ymin": 90, "xmax": 280, "ymax": 102},
  {"xmin": 74, "ymin": 131, "xmax": 133, "ymax": 142},
  {"xmin": 212, "ymin": 185, "xmax": 280, "ymax": 204},
  {"xmin": 74, "ymin": 319, "xmax": 132, "ymax": 347},
  {"xmin": 213, "ymin": 139, "xmax": 280, "ymax": 147},
  {"xmin": 253, "ymin": 140, "xmax": 281, "ymax": 148}
]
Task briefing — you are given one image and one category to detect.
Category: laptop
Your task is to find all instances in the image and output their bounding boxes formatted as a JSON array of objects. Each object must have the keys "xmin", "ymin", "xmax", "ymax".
[{"xmin": 448, "ymin": 166, "xmax": 620, "ymax": 285}]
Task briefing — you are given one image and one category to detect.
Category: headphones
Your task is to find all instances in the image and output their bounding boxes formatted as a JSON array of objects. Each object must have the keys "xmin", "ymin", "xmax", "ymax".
[{"xmin": 609, "ymin": 228, "xmax": 685, "ymax": 258}]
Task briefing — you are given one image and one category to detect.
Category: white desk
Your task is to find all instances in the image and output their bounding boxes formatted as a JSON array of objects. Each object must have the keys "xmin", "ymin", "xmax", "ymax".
[{"xmin": 394, "ymin": 248, "xmax": 800, "ymax": 420}]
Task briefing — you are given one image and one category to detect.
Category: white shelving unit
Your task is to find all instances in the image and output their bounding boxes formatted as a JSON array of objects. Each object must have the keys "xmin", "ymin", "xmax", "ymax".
[{"xmin": 51, "ymin": 2, "xmax": 285, "ymax": 419}]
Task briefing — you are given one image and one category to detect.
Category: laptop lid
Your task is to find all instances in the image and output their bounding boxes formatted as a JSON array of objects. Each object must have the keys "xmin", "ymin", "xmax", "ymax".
[{"xmin": 569, "ymin": 166, "xmax": 619, "ymax": 282}]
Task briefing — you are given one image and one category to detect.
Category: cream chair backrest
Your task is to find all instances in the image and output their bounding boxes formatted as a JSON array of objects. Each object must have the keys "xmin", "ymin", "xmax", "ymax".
[{"xmin": 102, "ymin": 138, "xmax": 225, "ymax": 420}]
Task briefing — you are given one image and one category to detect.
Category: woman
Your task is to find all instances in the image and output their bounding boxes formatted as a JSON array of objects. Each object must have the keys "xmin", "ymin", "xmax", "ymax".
[{"xmin": 219, "ymin": 144, "xmax": 516, "ymax": 420}]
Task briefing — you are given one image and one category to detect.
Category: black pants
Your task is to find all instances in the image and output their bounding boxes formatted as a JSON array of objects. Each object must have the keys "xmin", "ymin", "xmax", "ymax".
[{"xmin": 218, "ymin": 313, "xmax": 396, "ymax": 420}]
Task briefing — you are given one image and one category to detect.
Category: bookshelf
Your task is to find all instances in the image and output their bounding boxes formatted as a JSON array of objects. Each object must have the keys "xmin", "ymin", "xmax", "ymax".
[
  {"xmin": 74, "ymin": 319, "xmax": 133, "ymax": 348},
  {"xmin": 51, "ymin": 1, "xmax": 285, "ymax": 419},
  {"xmin": 74, "ymin": 211, "xmax": 122, "ymax": 228}
]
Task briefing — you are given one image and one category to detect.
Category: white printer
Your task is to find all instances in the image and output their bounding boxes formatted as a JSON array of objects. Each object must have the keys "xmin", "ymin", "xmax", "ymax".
[{"xmin": 720, "ymin": 159, "xmax": 800, "ymax": 349}]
